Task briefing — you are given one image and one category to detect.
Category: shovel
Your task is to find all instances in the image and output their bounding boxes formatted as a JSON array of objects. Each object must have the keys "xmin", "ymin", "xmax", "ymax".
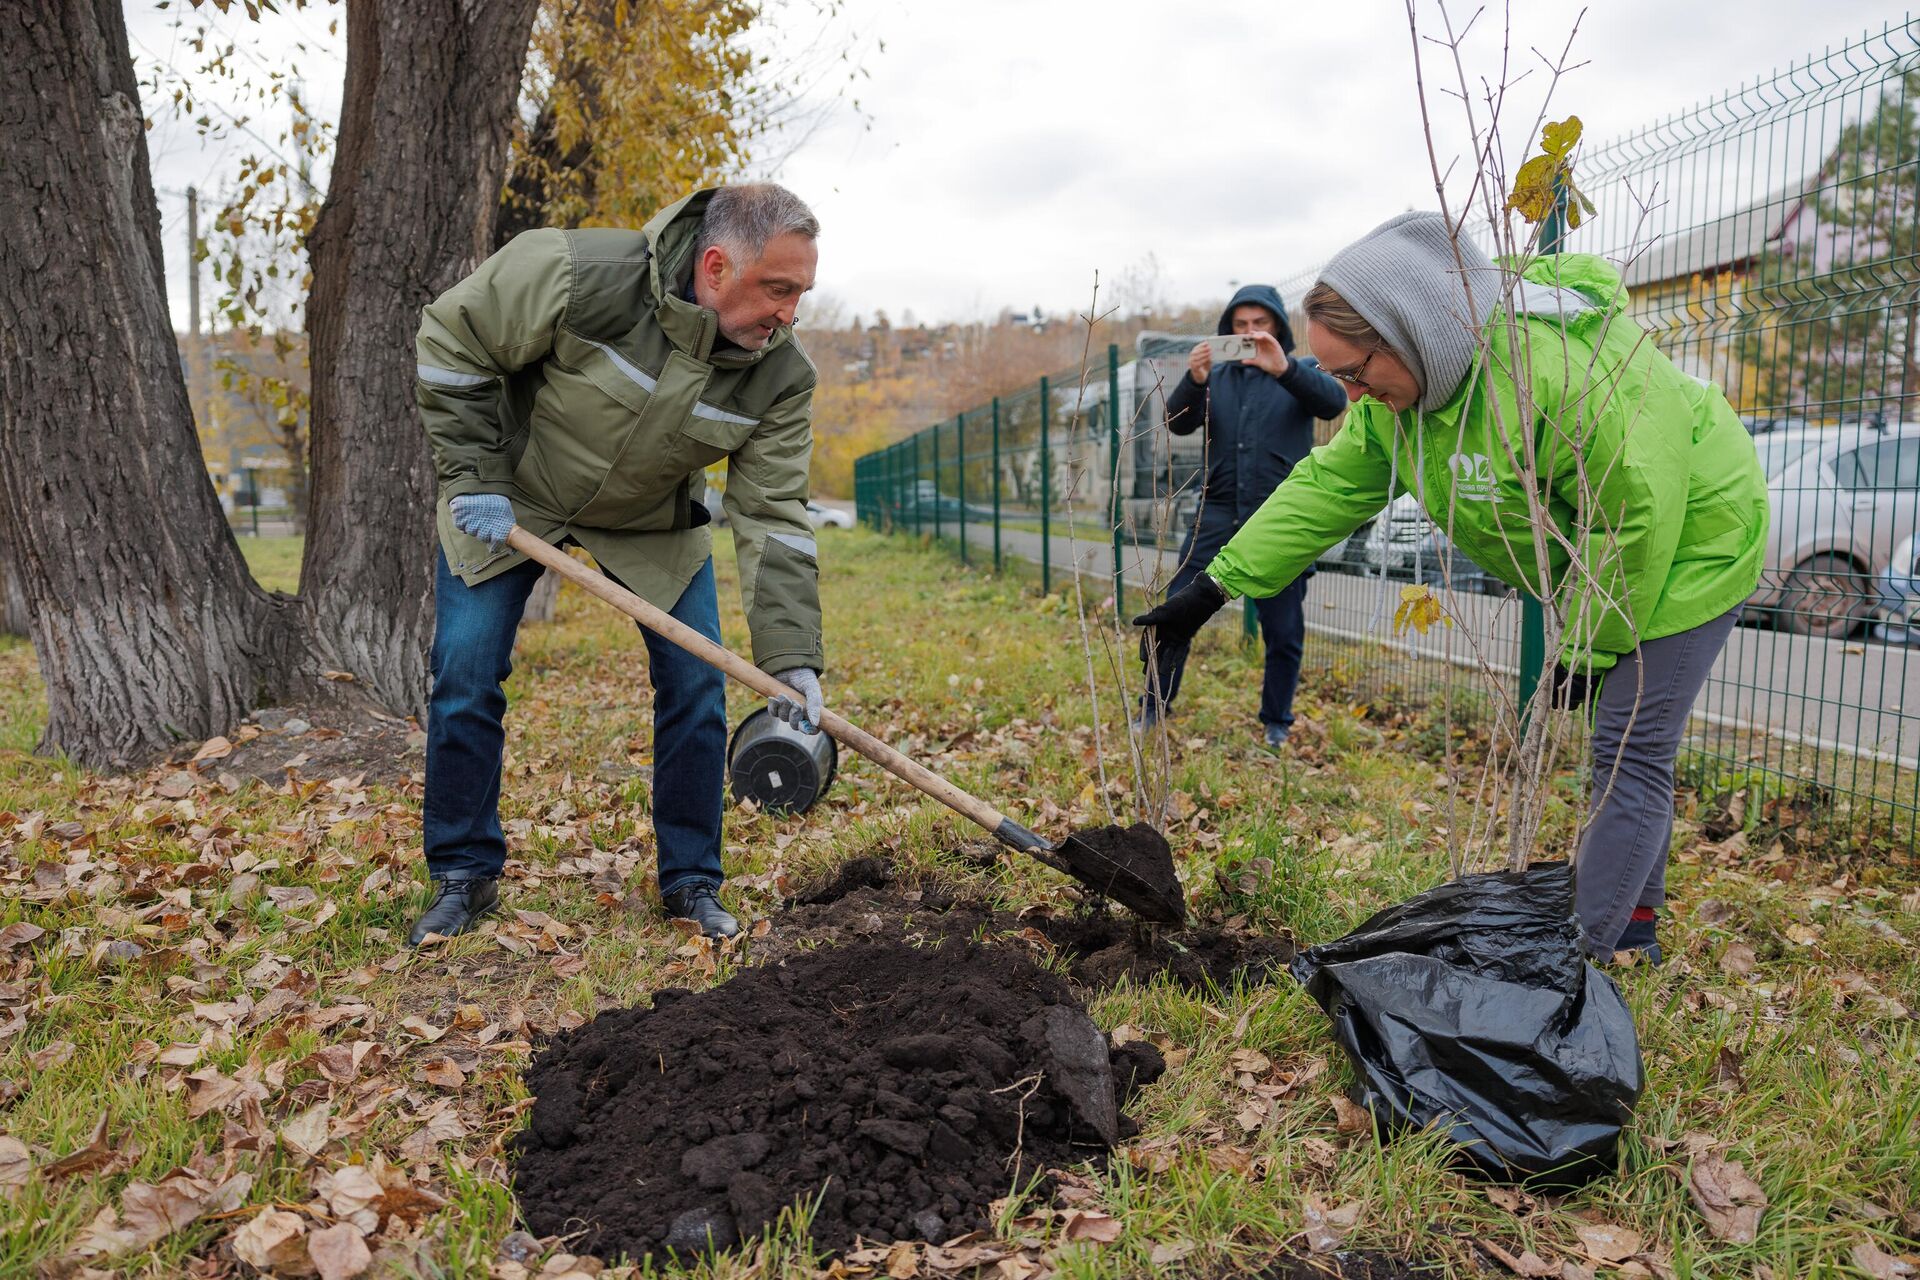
[{"xmin": 505, "ymin": 528, "xmax": 1186, "ymax": 925}]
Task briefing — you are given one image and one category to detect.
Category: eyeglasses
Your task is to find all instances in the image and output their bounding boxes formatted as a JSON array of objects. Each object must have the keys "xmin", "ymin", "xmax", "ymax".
[{"xmin": 1324, "ymin": 346, "xmax": 1382, "ymax": 390}]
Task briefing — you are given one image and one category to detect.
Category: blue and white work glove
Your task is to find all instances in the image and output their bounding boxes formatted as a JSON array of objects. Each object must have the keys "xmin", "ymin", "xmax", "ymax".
[
  {"xmin": 449, "ymin": 494, "xmax": 515, "ymax": 551},
  {"xmin": 769, "ymin": 668, "xmax": 823, "ymax": 735}
]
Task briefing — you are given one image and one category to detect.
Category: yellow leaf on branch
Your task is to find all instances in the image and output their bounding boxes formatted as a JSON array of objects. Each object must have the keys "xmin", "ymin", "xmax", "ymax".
[
  {"xmin": 1393, "ymin": 583, "xmax": 1451, "ymax": 636},
  {"xmin": 1506, "ymin": 115, "xmax": 1598, "ymax": 229}
]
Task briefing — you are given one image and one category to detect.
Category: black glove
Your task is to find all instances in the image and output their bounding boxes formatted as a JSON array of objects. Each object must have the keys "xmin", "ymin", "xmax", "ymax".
[
  {"xmin": 1548, "ymin": 662, "xmax": 1596, "ymax": 711},
  {"xmin": 1133, "ymin": 574, "xmax": 1230, "ymax": 656}
]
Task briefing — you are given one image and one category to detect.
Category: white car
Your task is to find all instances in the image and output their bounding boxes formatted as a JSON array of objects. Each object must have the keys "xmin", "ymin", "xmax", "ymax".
[
  {"xmin": 1747, "ymin": 423, "xmax": 1920, "ymax": 637},
  {"xmin": 1875, "ymin": 530, "xmax": 1920, "ymax": 642},
  {"xmin": 806, "ymin": 501, "xmax": 854, "ymax": 530},
  {"xmin": 1320, "ymin": 493, "xmax": 1497, "ymax": 595}
]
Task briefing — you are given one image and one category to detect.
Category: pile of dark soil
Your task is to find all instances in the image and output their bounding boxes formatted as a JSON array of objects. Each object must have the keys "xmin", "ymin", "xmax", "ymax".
[
  {"xmin": 511, "ymin": 937, "xmax": 1163, "ymax": 1263},
  {"xmin": 763, "ymin": 856, "xmax": 1295, "ymax": 992},
  {"xmin": 1036, "ymin": 915, "xmax": 1296, "ymax": 990}
]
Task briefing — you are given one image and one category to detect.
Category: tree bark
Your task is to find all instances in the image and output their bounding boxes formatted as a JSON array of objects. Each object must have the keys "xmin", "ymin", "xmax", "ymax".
[
  {"xmin": 523, "ymin": 569, "xmax": 562, "ymax": 624},
  {"xmin": 303, "ymin": 0, "xmax": 540, "ymax": 715},
  {"xmin": 0, "ymin": 553, "xmax": 30, "ymax": 638},
  {"xmin": 0, "ymin": 3, "xmax": 311, "ymax": 767}
]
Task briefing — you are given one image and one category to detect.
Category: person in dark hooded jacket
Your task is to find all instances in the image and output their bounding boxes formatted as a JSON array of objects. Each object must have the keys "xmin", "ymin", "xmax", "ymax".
[{"xmin": 1138, "ymin": 284, "xmax": 1346, "ymax": 746}]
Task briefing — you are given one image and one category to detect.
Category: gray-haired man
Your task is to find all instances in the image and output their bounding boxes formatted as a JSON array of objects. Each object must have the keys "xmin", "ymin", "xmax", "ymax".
[{"xmin": 410, "ymin": 183, "xmax": 826, "ymax": 945}]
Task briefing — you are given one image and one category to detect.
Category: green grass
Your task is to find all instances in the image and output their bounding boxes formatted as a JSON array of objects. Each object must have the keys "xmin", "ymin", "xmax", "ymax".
[
  {"xmin": 0, "ymin": 528, "xmax": 1915, "ymax": 1278},
  {"xmin": 235, "ymin": 533, "xmax": 304, "ymax": 592}
]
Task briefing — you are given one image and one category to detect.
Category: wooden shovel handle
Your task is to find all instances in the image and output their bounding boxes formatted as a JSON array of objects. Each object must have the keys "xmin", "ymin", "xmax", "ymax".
[{"xmin": 505, "ymin": 528, "xmax": 1063, "ymax": 864}]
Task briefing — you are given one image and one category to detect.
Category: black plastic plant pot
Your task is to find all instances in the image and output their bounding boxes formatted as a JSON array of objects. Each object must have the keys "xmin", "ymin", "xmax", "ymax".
[{"xmin": 726, "ymin": 706, "xmax": 838, "ymax": 815}]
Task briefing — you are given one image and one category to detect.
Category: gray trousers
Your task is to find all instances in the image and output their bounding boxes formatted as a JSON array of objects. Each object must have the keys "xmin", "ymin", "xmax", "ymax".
[{"xmin": 1574, "ymin": 606, "xmax": 1741, "ymax": 958}]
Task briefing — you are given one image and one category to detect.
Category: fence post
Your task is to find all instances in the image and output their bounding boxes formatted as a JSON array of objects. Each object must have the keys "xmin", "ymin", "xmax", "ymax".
[
  {"xmin": 912, "ymin": 431, "xmax": 922, "ymax": 536},
  {"xmin": 991, "ymin": 396, "xmax": 1002, "ymax": 574},
  {"xmin": 1039, "ymin": 376, "xmax": 1052, "ymax": 597},
  {"xmin": 931, "ymin": 420, "xmax": 943, "ymax": 546},
  {"xmin": 1107, "ymin": 343, "xmax": 1124, "ymax": 618},
  {"xmin": 956, "ymin": 412, "xmax": 968, "ymax": 566},
  {"xmin": 1519, "ymin": 181, "xmax": 1568, "ymax": 722}
]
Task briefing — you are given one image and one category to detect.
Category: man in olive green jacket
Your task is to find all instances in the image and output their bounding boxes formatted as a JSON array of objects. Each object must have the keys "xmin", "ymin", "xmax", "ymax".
[{"xmin": 410, "ymin": 183, "xmax": 826, "ymax": 945}]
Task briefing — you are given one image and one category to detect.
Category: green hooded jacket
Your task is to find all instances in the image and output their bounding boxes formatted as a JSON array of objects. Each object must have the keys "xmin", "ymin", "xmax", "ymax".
[
  {"xmin": 1208, "ymin": 254, "xmax": 1768, "ymax": 672},
  {"xmin": 416, "ymin": 188, "xmax": 823, "ymax": 676}
]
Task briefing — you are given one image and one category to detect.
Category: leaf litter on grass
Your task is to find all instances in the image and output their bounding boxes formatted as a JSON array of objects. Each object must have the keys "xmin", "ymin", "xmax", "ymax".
[{"xmin": 0, "ymin": 531, "xmax": 1917, "ymax": 1277}]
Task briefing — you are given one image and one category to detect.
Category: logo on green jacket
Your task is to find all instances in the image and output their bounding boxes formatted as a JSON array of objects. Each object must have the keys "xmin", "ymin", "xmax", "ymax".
[{"xmin": 1450, "ymin": 451, "xmax": 1495, "ymax": 502}]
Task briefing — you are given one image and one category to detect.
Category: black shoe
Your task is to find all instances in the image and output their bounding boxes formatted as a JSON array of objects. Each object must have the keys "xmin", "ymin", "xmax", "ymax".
[
  {"xmin": 408, "ymin": 876, "xmax": 499, "ymax": 946},
  {"xmin": 663, "ymin": 884, "xmax": 740, "ymax": 940}
]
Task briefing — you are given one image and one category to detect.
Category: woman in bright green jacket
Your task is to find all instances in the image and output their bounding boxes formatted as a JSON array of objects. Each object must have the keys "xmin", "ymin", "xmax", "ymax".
[{"xmin": 1134, "ymin": 211, "xmax": 1769, "ymax": 963}]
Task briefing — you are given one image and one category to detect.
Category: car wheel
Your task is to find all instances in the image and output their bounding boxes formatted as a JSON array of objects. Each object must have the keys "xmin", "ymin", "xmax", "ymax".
[{"xmin": 1776, "ymin": 553, "xmax": 1874, "ymax": 638}]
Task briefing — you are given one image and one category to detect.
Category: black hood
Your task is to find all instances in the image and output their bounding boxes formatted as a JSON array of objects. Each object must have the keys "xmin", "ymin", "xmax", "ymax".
[{"xmin": 1216, "ymin": 283, "xmax": 1294, "ymax": 352}]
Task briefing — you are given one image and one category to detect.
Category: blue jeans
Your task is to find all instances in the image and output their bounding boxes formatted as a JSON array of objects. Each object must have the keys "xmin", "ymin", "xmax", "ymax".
[
  {"xmin": 1144, "ymin": 506, "xmax": 1308, "ymax": 730},
  {"xmin": 423, "ymin": 548, "xmax": 728, "ymax": 896}
]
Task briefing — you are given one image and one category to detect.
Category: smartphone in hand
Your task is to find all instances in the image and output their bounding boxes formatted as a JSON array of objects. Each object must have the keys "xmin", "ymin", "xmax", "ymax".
[{"xmin": 1204, "ymin": 334, "xmax": 1259, "ymax": 363}]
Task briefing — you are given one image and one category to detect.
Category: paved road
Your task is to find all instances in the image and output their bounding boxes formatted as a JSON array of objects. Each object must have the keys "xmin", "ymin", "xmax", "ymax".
[{"xmin": 916, "ymin": 517, "xmax": 1920, "ymax": 772}]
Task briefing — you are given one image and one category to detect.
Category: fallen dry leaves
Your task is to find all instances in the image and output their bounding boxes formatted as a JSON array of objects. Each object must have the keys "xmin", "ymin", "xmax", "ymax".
[
  {"xmin": 1, "ymin": 543, "xmax": 1917, "ymax": 1280},
  {"xmin": 232, "ymin": 1208, "xmax": 316, "ymax": 1274},
  {"xmin": 1574, "ymin": 1221, "xmax": 1643, "ymax": 1264},
  {"xmin": 0, "ymin": 1134, "xmax": 30, "ymax": 1199},
  {"xmin": 1852, "ymin": 1240, "xmax": 1920, "ymax": 1279},
  {"xmin": 1330, "ymin": 1093, "xmax": 1372, "ymax": 1134},
  {"xmin": 1299, "ymin": 1196, "xmax": 1362, "ymax": 1254},
  {"xmin": 1685, "ymin": 1149, "xmax": 1769, "ymax": 1243},
  {"xmin": 309, "ymin": 1220, "xmax": 376, "ymax": 1280},
  {"xmin": 1480, "ymin": 1238, "xmax": 1559, "ymax": 1277},
  {"xmin": 65, "ymin": 1161, "xmax": 253, "ymax": 1261}
]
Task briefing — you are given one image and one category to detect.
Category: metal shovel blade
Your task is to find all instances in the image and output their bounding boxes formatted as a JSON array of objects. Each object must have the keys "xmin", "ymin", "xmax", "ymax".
[{"xmin": 1053, "ymin": 823, "xmax": 1185, "ymax": 925}]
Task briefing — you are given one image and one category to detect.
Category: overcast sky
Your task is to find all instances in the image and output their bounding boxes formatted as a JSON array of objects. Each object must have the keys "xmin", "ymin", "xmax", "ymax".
[{"xmin": 132, "ymin": 0, "xmax": 1911, "ymax": 332}]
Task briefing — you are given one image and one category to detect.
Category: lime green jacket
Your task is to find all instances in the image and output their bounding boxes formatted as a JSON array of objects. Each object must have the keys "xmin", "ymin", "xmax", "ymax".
[
  {"xmin": 416, "ymin": 188, "xmax": 823, "ymax": 676},
  {"xmin": 1208, "ymin": 254, "xmax": 1768, "ymax": 672}
]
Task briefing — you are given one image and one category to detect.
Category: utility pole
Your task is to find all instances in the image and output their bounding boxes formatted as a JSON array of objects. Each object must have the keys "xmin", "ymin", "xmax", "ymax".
[
  {"xmin": 185, "ymin": 186, "xmax": 227, "ymax": 514},
  {"xmin": 185, "ymin": 186, "xmax": 213, "ymax": 477},
  {"xmin": 185, "ymin": 186, "xmax": 201, "ymax": 340}
]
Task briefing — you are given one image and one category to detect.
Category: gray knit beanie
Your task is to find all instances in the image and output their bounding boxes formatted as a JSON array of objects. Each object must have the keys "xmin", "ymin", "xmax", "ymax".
[{"xmin": 1317, "ymin": 211, "xmax": 1503, "ymax": 412}]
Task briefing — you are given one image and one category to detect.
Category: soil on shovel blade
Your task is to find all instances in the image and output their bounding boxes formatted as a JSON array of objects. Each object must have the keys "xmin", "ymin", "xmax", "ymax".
[
  {"xmin": 1055, "ymin": 822, "xmax": 1186, "ymax": 925},
  {"xmin": 511, "ymin": 937, "xmax": 1159, "ymax": 1264},
  {"xmin": 764, "ymin": 855, "xmax": 1295, "ymax": 992}
]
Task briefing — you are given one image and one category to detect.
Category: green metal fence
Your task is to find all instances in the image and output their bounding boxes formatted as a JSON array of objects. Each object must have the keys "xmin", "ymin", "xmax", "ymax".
[
  {"xmin": 853, "ymin": 344, "xmax": 1162, "ymax": 611},
  {"xmin": 855, "ymin": 18, "xmax": 1920, "ymax": 855}
]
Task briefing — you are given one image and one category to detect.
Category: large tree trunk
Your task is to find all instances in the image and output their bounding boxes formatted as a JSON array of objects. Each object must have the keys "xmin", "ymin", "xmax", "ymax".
[
  {"xmin": 0, "ymin": 3, "xmax": 311, "ymax": 767},
  {"xmin": 0, "ymin": 548, "xmax": 30, "ymax": 639},
  {"xmin": 303, "ymin": 0, "xmax": 540, "ymax": 715},
  {"xmin": 523, "ymin": 569, "xmax": 562, "ymax": 624}
]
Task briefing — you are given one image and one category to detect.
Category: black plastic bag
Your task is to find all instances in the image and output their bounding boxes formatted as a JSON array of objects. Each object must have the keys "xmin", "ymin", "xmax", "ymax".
[{"xmin": 1290, "ymin": 862, "xmax": 1641, "ymax": 1185}]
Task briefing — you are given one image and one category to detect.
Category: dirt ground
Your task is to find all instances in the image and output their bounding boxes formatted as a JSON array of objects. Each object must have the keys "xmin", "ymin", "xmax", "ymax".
[
  {"xmin": 760, "ymin": 854, "xmax": 1297, "ymax": 991},
  {"xmin": 508, "ymin": 854, "xmax": 1343, "ymax": 1267},
  {"xmin": 512, "ymin": 936, "xmax": 1153, "ymax": 1261}
]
